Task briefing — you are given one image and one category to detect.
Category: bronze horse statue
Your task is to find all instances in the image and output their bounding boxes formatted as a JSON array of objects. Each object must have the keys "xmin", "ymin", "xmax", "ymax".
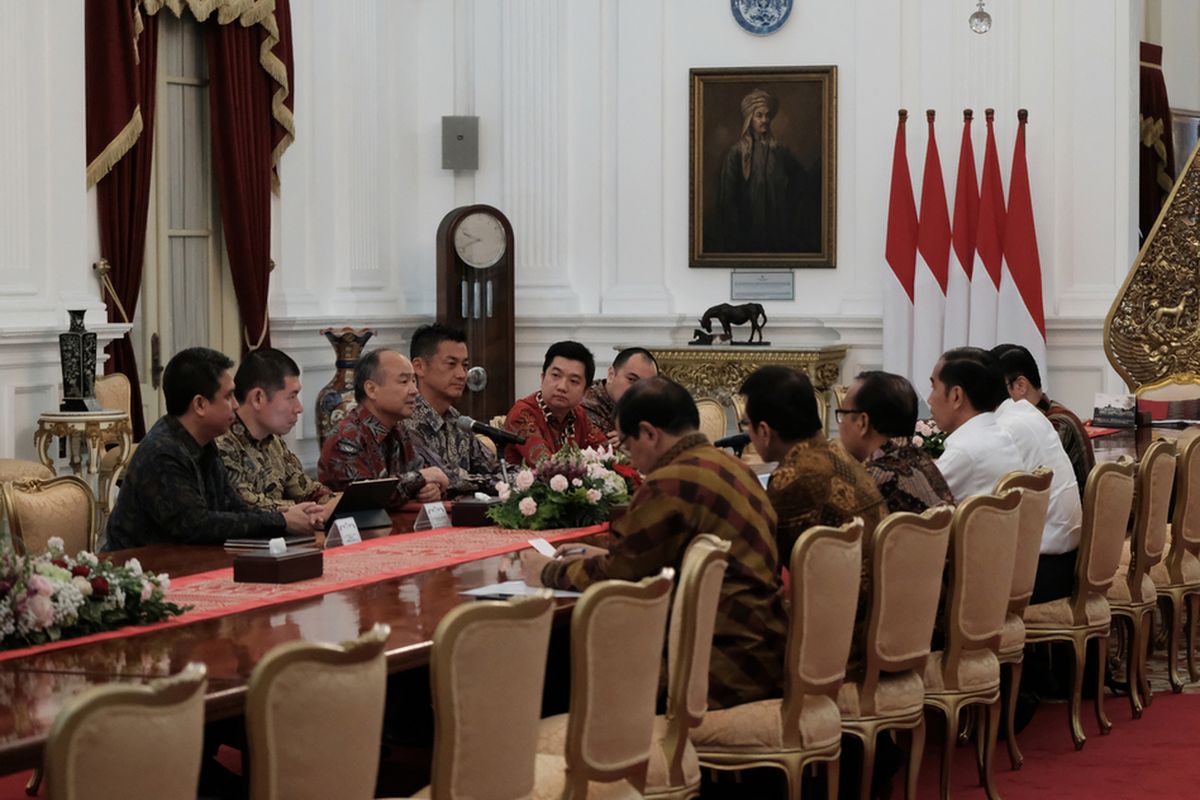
[{"xmin": 699, "ymin": 303, "xmax": 768, "ymax": 344}]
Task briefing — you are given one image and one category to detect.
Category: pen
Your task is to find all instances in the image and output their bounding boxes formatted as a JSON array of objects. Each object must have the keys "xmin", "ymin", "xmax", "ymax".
[{"xmin": 556, "ymin": 547, "xmax": 589, "ymax": 558}]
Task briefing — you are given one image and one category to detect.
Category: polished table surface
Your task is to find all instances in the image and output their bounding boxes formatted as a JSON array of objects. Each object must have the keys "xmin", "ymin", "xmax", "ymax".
[{"xmin": 0, "ymin": 515, "xmax": 596, "ymax": 772}]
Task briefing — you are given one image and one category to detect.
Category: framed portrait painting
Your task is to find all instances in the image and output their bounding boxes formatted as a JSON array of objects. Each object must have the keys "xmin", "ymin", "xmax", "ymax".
[{"xmin": 690, "ymin": 66, "xmax": 837, "ymax": 269}]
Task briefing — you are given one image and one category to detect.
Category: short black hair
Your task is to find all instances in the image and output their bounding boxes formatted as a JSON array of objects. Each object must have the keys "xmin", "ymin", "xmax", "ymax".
[
  {"xmin": 936, "ymin": 347, "xmax": 1008, "ymax": 413},
  {"xmin": 615, "ymin": 377, "xmax": 700, "ymax": 437},
  {"xmin": 990, "ymin": 343, "xmax": 1042, "ymax": 390},
  {"xmin": 163, "ymin": 347, "xmax": 234, "ymax": 417},
  {"xmin": 354, "ymin": 348, "xmax": 388, "ymax": 404},
  {"xmin": 542, "ymin": 341, "xmax": 596, "ymax": 385},
  {"xmin": 853, "ymin": 371, "xmax": 919, "ymax": 438},
  {"xmin": 410, "ymin": 323, "xmax": 467, "ymax": 363},
  {"xmin": 612, "ymin": 347, "xmax": 658, "ymax": 371},
  {"xmin": 739, "ymin": 366, "xmax": 822, "ymax": 441},
  {"xmin": 233, "ymin": 348, "xmax": 300, "ymax": 403}
]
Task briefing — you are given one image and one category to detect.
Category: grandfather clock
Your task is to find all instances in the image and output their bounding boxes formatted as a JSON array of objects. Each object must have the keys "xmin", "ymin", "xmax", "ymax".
[{"xmin": 436, "ymin": 205, "xmax": 515, "ymax": 420}]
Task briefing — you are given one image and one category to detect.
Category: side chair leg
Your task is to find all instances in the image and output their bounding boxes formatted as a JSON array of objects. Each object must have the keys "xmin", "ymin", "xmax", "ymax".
[
  {"xmin": 905, "ymin": 719, "xmax": 926, "ymax": 800},
  {"xmin": 1123, "ymin": 618, "xmax": 1144, "ymax": 719},
  {"xmin": 1004, "ymin": 659, "xmax": 1025, "ymax": 769},
  {"xmin": 1138, "ymin": 610, "xmax": 1154, "ymax": 710},
  {"xmin": 1068, "ymin": 633, "xmax": 1088, "ymax": 749},
  {"xmin": 24, "ymin": 768, "xmax": 42, "ymax": 797},
  {"xmin": 1095, "ymin": 634, "xmax": 1113, "ymax": 735},
  {"xmin": 1188, "ymin": 594, "xmax": 1200, "ymax": 683},
  {"xmin": 826, "ymin": 757, "xmax": 840, "ymax": 800},
  {"xmin": 1166, "ymin": 595, "xmax": 1185, "ymax": 693},
  {"xmin": 940, "ymin": 706, "xmax": 957, "ymax": 800},
  {"xmin": 981, "ymin": 700, "xmax": 1002, "ymax": 800},
  {"xmin": 858, "ymin": 730, "xmax": 877, "ymax": 800}
]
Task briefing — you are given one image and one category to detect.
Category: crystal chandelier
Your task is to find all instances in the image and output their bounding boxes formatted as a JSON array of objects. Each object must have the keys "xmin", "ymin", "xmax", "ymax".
[{"xmin": 969, "ymin": 0, "xmax": 992, "ymax": 34}]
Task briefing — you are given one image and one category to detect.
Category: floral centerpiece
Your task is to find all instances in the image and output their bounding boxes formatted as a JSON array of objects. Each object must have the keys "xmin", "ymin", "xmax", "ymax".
[
  {"xmin": 0, "ymin": 537, "xmax": 189, "ymax": 650},
  {"xmin": 487, "ymin": 445, "xmax": 640, "ymax": 530},
  {"xmin": 913, "ymin": 418, "xmax": 948, "ymax": 458}
]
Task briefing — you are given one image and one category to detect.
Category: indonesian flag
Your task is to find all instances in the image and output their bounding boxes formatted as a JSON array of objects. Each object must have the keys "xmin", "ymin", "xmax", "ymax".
[
  {"xmin": 911, "ymin": 110, "xmax": 951, "ymax": 391},
  {"xmin": 969, "ymin": 109, "xmax": 1005, "ymax": 348},
  {"xmin": 883, "ymin": 110, "xmax": 918, "ymax": 380},
  {"xmin": 997, "ymin": 110, "xmax": 1048, "ymax": 374},
  {"xmin": 944, "ymin": 110, "xmax": 978, "ymax": 350}
]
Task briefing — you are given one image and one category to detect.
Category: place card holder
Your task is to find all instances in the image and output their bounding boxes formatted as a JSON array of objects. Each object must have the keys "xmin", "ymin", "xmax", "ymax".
[{"xmin": 233, "ymin": 547, "xmax": 324, "ymax": 584}]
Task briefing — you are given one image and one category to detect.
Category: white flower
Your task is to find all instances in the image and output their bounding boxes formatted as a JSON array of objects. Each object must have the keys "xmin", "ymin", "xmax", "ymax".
[
  {"xmin": 514, "ymin": 470, "xmax": 535, "ymax": 491},
  {"xmin": 126, "ymin": 558, "xmax": 143, "ymax": 576},
  {"xmin": 47, "ymin": 537, "xmax": 64, "ymax": 552},
  {"xmin": 498, "ymin": 488, "xmax": 511, "ymax": 502},
  {"xmin": 603, "ymin": 473, "xmax": 627, "ymax": 497},
  {"xmin": 549, "ymin": 474, "xmax": 569, "ymax": 492},
  {"xmin": 585, "ymin": 489, "xmax": 602, "ymax": 504},
  {"xmin": 156, "ymin": 574, "xmax": 170, "ymax": 592},
  {"xmin": 518, "ymin": 497, "xmax": 538, "ymax": 517},
  {"xmin": 141, "ymin": 581, "xmax": 154, "ymax": 602},
  {"xmin": 71, "ymin": 576, "xmax": 93, "ymax": 597},
  {"xmin": 587, "ymin": 463, "xmax": 609, "ymax": 480},
  {"xmin": 572, "ymin": 478, "xmax": 583, "ymax": 487},
  {"xmin": 77, "ymin": 551, "xmax": 99, "ymax": 567},
  {"xmin": 495, "ymin": 481, "xmax": 511, "ymax": 496}
]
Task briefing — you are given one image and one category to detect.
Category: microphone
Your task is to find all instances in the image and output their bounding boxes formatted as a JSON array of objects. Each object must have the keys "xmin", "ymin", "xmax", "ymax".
[
  {"xmin": 713, "ymin": 432, "xmax": 751, "ymax": 454},
  {"xmin": 455, "ymin": 415, "xmax": 527, "ymax": 446}
]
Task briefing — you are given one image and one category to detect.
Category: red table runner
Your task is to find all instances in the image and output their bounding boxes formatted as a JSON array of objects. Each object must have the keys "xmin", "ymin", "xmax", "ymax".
[{"xmin": 0, "ymin": 524, "xmax": 606, "ymax": 664}]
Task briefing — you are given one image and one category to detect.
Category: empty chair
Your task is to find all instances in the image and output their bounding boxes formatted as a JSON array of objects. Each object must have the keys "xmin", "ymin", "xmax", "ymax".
[
  {"xmin": 992, "ymin": 469, "xmax": 1052, "ymax": 770},
  {"xmin": 0, "ymin": 458, "xmax": 54, "ymax": 483},
  {"xmin": 693, "ymin": 520, "xmax": 865, "ymax": 800},
  {"xmin": 246, "ymin": 624, "xmax": 391, "ymax": 800},
  {"xmin": 1023, "ymin": 459, "xmax": 1137, "ymax": 750},
  {"xmin": 44, "ymin": 663, "xmax": 207, "ymax": 800},
  {"xmin": 95, "ymin": 371, "xmax": 137, "ymax": 505},
  {"xmin": 1108, "ymin": 440, "xmax": 1175, "ymax": 716},
  {"xmin": 923, "ymin": 491, "xmax": 1021, "ymax": 800},
  {"xmin": 1152, "ymin": 435, "xmax": 1200, "ymax": 690},
  {"xmin": 532, "ymin": 570, "xmax": 675, "ymax": 799},
  {"xmin": 3, "ymin": 475, "xmax": 96, "ymax": 555},
  {"xmin": 839, "ymin": 506, "xmax": 954, "ymax": 800}
]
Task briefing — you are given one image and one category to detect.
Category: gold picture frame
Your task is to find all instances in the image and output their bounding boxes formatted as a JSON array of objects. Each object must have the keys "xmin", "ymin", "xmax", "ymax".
[{"xmin": 689, "ymin": 66, "xmax": 837, "ymax": 269}]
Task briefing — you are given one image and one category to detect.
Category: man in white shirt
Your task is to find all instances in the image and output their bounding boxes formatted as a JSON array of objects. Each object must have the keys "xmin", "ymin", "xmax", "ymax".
[
  {"xmin": 927, "ymin": 347, "xmax": 1024, "ymax": 502},
  {"xmin": 994, "ymin": 397, "xmax": 1084, "ymax": 602}
]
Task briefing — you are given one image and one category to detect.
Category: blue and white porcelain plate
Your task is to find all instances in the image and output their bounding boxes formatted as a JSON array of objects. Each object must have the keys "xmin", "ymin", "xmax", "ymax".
[{"xmin": 730, "ymin": 0, "xmax": 793, "ymax": 36}]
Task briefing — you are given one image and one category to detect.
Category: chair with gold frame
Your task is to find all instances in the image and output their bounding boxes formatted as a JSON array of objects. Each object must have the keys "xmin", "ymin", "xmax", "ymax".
[
  {"xmin": 838, "ymin": 506, "xmax": 954, "ymax": 800},
  {"xmin": 95, "ymin": 371, "xmax": 137, "ymax": 500},
  {"xmin": 1151, "ymin": 434, "xmax": 1200, "ymax": 691},
  {"xmin": 245, "ymin": 624, "xmax": 391, "ymax": 800},
  {"xmin": 44, "ymin": 663, "xmax": 207, "ymax": 800},
  {"xmin": 992, "ymin": 469, "xmax": 1052, "ymax": 770},
  {"xmin": 692, "ymin": 520, "xmax": 864, "ymax": 800},
  {"xmin": 0, "ymin": 458, "xmax": 54, "ymax": 483},
  {"xmin": 421, "ymin": 593, "xmax": 554, "ymax": 800},
  {"xmin": 1023, "ymin": 459, "xmax": 1137, "ymax": 750},
  {"xmin": 3, "ymin": 475, "xmax": 97, "ymax": 555},
  {"xmin": 695, "ymin": 398, "xmax": 728, "ymax": 444},
  {"xmin": 531, "ymin": 570, "xmax": 675, "ymax": 799},
  {"xmin": 1108, "ymin": 439, "xmax": 1176, "ymax": 716},
  {"xmin": 922, "ymin": 491, "xmax": 1021, "ymax": 800}
]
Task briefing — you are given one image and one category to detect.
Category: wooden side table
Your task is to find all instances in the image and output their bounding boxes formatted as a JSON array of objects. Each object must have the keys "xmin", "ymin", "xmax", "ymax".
[{"xmin": 33, "ymin": 410, "xmax": 133, "ymax": 518}]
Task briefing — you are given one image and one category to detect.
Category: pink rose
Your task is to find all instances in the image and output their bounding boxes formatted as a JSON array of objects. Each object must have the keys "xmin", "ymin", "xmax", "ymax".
[
  {"xmin": 29, "ymin": 594, "xmax": 55, "ymax": 628},
  {"xmin": 518, "ymin": 497, "xmax": 538, "ymax": 517},
  {"xmin": 913, "ymin": 435, "xmax": 925, "ymax": 447},
  {"xmin": 549, "ymin": 474, "xmax": 569, "ymax": 492},
  {"xmin": 27, "ymin": 574, "xmax": 54, "ymax": 597},
  {"xmin": 585, "ymin": 489, "xmax": 602, "ymax": 504},
  {"xmin": 572, "ymin": 478, "xmax": 583, "ymax": 487},
  {"xmin": 514, "ymin": 470, "xmax": 535, "ymax": 492},
  {"xmin": 141, "ymin": 581, "xmax": 154, "ymax": 602}
]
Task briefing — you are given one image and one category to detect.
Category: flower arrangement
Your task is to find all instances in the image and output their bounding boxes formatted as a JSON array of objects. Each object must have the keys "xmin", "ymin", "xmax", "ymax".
[
  {"xmin": 913, "ymin": 418, "xmax": 948, "ymax": 458},
  {"xmin": 0, "ymin": 537, "xmax": 189, "ymax": 650},
  {"xmin": 487, "ymin": 445, "xmax": 638, "ymax": 530}
]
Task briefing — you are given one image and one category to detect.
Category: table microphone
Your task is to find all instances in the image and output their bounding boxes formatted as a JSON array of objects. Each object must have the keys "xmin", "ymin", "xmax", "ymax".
[
  {"xmin": 455, "ymin": 415, "xmax": 527, "ymax": 446},
  {"xmin": 713, "ymin": 432, "xmax": 751, "ymax": 456}
]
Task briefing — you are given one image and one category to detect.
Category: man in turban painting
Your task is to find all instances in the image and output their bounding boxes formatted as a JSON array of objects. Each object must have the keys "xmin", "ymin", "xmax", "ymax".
[{"xmin": 711, "ymin": 88, "xmax": 821, "ymax": 254}]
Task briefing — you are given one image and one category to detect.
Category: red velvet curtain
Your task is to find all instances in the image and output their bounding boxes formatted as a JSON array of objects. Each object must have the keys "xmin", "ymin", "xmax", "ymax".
[
  {"xmin": 1140, "ymin": 42, "xmax": 1175, "ymax": 243},
  {"xmin": 86, "ymin": 2, "xmax": 157, "ymax": 439}
]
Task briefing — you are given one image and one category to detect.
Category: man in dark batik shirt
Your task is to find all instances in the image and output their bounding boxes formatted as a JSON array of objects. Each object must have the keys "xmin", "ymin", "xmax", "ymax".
[
  {"xmin": 104, "ymin": 348, "xmax": 323, "ymax": 551},
  {"xmin": 838, "ymin": 371, "xmax": 955, "ymax": 514},
  {"xmin": 403, "ymin": 324, "xmax": 502, "ymax": 496},
  {"xmin": 318, "ymin": 348, "xmax": 449, "ymax": 507},
  {"xmin": 580, "ymin": 347, "xmax": 659, "ymax": 446}
]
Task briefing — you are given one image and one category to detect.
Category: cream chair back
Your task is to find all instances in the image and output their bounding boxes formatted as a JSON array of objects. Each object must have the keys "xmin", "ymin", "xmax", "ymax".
[
  {"xmin": 4, "ymin": 476, "xmax": 96, "ymax": 555},
  {"xmin": 1166, "ymin": 436, "xmax": 1200, "ymax": 580},
  {"xmin": 565, "ymin": 569, "xmax": 674, "ymax": 791},
  {"xmin": 428, "ymin": 593, "xmax": 554, "ymax": 800},
  {"xmin": 1130, "ymin": 440, "xmax": 1177, "ymax": 589},
  {"xmin": 45, "ymin": 663, "xmax": 207, "ymax": 800},
  {"xmin": 695, "ymin": 399, "xmax": 728, "ymax": 443},
  {"xmin": 1077, "ymin": 460, "xmax": 1138, "ymax": 609},
  {"xmin": 0, "ymin": 458, "xmax": 54, "ymax": 483},
  {"xmin": 246, "ymin": 624, "xmax": 390, "ymax": 800},
  {"xmin": 994, "ymin": 469, "xmax": 1053, "ymax": 616},
  {"xmin": 666, "ymin": 535, "xmax": 731, "ymax": 728}
]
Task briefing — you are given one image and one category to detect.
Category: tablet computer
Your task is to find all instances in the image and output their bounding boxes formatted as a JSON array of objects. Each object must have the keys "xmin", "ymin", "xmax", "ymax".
[{"xmin": 323, "ymin": 477, "xmax": 399, "ymax": 531}]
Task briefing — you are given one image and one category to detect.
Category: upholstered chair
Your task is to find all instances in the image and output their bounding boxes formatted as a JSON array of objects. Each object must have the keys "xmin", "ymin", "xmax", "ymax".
[
  {"xmin": 1108, "ymin": 440, "xmax": 1175, "ymax": 717},
  {"xmin": 0, "ymin": 458, "xmax": 54, "ymax": 483},
  {"xmin": 245, "ymin": 624, "xmax": 391, "ymax": 800},
  {"xmin": 692, "ymin": 520, "xmax": 865, "ymax": 800},
  {"xmin": 923, "ymin": 491, "xmax": 1021, "ymax": 800},
  {"xmin": 991, "ymin": 469, "xmax": 1052, "ymax": 770},
  {"xmin": 1152, "ymin": 434, "xmax": 1200, "ymax": 690},
  {"xmin": 838, "ymin": 505, "xmax": 954, "ymax": 800},
  {"xmin": 531, "ymin": 570, "xmax": 675, "ymax": 799},
  {"xmin": 44, "ymin": 663, "xmax": 207, "ymax": 800},
  {"xmin": 3, "ymin": 475, "xmax": 97, "ymax": 555},
  {"xmin": 695, "ymin": 398, "xmax": 728, "ymax": 443},
  {"xmin": 95, "ymin": 371, "xmax": 137, "ymax": 500},
  {"xmin": 1023, "ymin": 459, "xmax": 1137, "ymax": 750}
]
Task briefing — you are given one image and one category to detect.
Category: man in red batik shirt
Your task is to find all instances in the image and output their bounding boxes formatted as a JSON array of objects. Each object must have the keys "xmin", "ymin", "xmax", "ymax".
[{"xmin": 504, "ymin": 340, "xmax": 608, "ymax": 466}]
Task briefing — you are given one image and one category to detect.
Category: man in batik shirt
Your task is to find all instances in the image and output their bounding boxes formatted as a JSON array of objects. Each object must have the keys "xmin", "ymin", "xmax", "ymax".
[
  {"xmin": 521, "ymin": 377, "xmax": 786, "ymax": 710},
  {"xmin": 217, "ymin": 348, "xmax": 335, "ymax": 513},
  {"xmin": 403, "ymin": 324, "xmax": 502, "ymax": 496},
  {"xmin": 837, "ymin": 370, "xmax": 955, "ymax": 514},
  {"xmin": 504, "ymin": 340, "xmax": 608, "ymax": 466},
  {"xmin": 580, "ymin": 347, "xmax": 659, "ymax": 444},
  {"xmin": 318, "ymin": 349, "xmax": 449, "ymax": 507}
]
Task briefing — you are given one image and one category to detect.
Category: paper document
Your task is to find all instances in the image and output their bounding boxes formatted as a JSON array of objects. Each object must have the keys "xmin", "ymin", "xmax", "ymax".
[{"xmin": 461, "ymin": 580, "xmax": 582, "ymax": 599}]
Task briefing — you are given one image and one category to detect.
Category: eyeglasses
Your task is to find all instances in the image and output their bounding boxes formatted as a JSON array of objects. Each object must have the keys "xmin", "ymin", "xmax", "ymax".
[{"xmin": 834, "ymin": 408, "xmax": 864, "ymax": 423}]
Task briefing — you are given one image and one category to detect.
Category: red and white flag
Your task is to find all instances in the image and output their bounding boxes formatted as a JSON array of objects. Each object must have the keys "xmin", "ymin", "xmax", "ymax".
[
  {"xmin": 883, "ymin": 110, "xmax": 918, "ymax": 380},
  {"xmin": 911, "ymin": 110, "xmax": 951, "ymax": 390},
  {"xmin": 969, "ymin": 109, "xmax": 1005, "ymax": 348},
  {"xmin": 944, "ymin": 110, "xmax": 978, "ymax": 350},
  {"xmin": 997, "ymin": 110, "xmax": 1047, "ymax": 374}
]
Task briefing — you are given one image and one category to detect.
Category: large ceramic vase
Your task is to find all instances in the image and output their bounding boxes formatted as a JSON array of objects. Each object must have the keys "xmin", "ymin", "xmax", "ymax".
[
  {"xmin": 316, "ymin": 327, "xmax": 375, "ymax": 443},
  {"xmin": 59, "ymin": 309, "xmax": 100, "ymax": 412}
]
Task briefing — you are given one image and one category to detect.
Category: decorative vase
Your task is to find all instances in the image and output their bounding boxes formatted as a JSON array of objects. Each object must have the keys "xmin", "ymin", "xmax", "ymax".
[
  {"xmin": 316, "ymin": 327, "xmax": 376, "ymax": 443},
  {"xmin": 59, "ymin": 309, "xmax": 101, "ymax": 412}
]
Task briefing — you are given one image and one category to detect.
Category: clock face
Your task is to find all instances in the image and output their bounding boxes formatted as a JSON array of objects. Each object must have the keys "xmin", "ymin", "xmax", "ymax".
[{"xmin": 453, "ymin": 212, "xmax": 507, "ymax": 269}]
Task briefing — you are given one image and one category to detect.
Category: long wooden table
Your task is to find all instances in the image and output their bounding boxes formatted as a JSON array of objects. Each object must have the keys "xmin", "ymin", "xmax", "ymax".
[{"xmin": 0, "ymin": 517, "xmax": 598, "ymax": 773}]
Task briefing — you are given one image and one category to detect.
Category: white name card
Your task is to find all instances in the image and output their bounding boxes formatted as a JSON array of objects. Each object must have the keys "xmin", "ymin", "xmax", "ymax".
[
  {"xmin": 417, "ymin": 502, "xmax": 452, "ymax": 530},
  {"xmin": 332, "ymin": 517, "xmax": 362, "ymax": 546}
]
